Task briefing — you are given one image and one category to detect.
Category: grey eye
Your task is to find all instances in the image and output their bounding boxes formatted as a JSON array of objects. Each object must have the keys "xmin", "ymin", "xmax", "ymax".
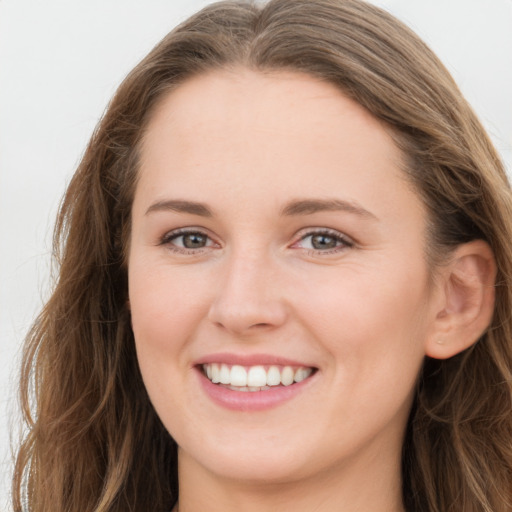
[
  {"xmin": 309, "ymin": 234, "xmax": 339, "ymax": 250},
  {"xmin": 295, "ymin": 230, "xmax": 353, "ymax": 253},
  {"xmin": 179, "ymin": 232, "xmax": 208, "ymax": 249}
]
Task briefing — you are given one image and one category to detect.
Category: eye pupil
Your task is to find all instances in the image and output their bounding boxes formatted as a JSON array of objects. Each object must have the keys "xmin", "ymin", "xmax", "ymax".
[
  {"xmin": 311, "ymin": 234, "xmax": 337, "ymax": 250},
  {"xmin": 183, "ymin": 233, "xmax": 207, "ymax": 249}
]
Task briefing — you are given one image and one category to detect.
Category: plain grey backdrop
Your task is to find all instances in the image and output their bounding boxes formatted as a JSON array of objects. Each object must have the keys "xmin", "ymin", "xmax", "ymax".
[{"xmin": 1, "ymin": 1, "xmax": 511, "ymax": 509}]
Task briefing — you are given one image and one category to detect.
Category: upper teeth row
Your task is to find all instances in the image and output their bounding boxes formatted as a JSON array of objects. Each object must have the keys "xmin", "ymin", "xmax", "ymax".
[{"xmin": 203, "ymin": 363, "xmax": 313, "ymax": 387}]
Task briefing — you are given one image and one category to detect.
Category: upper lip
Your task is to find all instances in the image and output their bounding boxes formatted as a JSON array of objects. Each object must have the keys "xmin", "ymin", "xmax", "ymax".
[{"xmin": 194, "ymin": 352, "xmax": 316, "ymax": 368}]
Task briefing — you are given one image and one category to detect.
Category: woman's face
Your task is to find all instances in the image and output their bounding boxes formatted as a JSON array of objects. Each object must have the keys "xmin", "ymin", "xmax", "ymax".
[{"xmin": 128, "ymin": 69, "xmax": 439, "ymax": 484}]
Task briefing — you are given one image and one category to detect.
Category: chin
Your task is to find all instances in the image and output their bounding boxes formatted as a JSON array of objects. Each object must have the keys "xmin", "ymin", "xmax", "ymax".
[{"xmin": 179, "ymin": 440, "xmax": 316, "ymax": 484}]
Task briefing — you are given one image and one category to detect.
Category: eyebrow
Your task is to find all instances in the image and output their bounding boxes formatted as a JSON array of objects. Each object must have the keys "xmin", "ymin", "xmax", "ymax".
[
  {"xmin": 145, "ymin": 199, "xmax": 213, "ymax": 217},
  {"xmin": 281, "ymin": 198, "xmax": 377, "ymax": 219},
  {"xmin": 144, "ymin": 197, "xmax": 376, "ymax": 220}
]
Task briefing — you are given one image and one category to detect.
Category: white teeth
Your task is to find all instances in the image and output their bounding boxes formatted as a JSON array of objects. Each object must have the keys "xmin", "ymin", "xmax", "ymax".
[
  {"xmin": 281, "ymin": 366, "xmax": 294, "ymax": 386},
  {"xmin": 228, "ymin": 385, "xmax": 271, "ymax": 392},
  {"xmin": 211, "ymin": 363, "xmax": 220, "ymax": 383},
  {"xmin": 294, "ymin": 367, "xmax": 312, "ymax": 383},
  {"xmin": 247, "ymin": 366, "xmax": 267, "ymax": 387},
  {"xmin": 230, "ymin": 365, "xmax": 247, "ymax": 386},
  {"xmin": 219, "ymin": 364, "xmax": 231, "ymax": 384},
  {"xmin": 202, "ymin": 362, "xmax": 314, "ymax": 389},
  {"xmin": 267, "ymin": 366, "xmax": 281, "ymax": 386},
  {"xmin": 229, "ymin": 385, "xmax": 249, "ymax": 392}
]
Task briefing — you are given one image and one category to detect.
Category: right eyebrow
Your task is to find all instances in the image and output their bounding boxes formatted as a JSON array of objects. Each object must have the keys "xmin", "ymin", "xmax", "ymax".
[
  {"xmin": 281, "ymin": 198, "xmax": 377, "ymax": 220},
  {"xmin": 145, "ymin": 199, "xmax": 213, "ymax": 217}
]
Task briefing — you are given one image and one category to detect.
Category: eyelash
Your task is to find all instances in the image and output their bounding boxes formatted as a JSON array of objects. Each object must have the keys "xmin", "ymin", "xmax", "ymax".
[
  {"xmin": 159, "ymin": 227, "xmax": 354, "ymax": 255},
  {"xmin": 294, "ymin": 228, "xmax": 354, "ymax": 255},
  {"xmin": 160, "ymin": 228, "xmax": 218, "ymax": 254}
]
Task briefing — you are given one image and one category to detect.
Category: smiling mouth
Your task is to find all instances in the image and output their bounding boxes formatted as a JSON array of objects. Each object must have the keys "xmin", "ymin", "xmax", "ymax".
[{"xmin": 201, "ymin": 363, "xmax": 316, "ymax": 392}]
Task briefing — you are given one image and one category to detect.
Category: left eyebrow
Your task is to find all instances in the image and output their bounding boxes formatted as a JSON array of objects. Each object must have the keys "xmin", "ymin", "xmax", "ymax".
[
  {"xmin": 145, "ymin": 199, "xmax": 213, "ymax": 217},
  {"xmin": 281, "ymin": 198, "xmax": 377, "ymax": 220}
]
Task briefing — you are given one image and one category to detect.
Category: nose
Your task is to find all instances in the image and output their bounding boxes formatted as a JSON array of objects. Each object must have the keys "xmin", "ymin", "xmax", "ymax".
[{"xmin": 207, "ymin": 252, "xmax": 288, "ymax": 336}]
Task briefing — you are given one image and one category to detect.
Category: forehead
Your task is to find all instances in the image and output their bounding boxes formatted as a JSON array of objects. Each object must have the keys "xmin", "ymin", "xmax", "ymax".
[
  {"xmin": 142, "ymin": 68, "xmax": 397, "ymax": 165},
  {"xmin": 136, "ymin": 68, "xmax": 423, "ymax": 227}
]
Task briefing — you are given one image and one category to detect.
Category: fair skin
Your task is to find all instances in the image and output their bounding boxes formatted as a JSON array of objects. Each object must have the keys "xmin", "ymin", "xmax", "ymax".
[{"xmin": 128, "ymin": 69, "xmax": 495, "ymax": 512}]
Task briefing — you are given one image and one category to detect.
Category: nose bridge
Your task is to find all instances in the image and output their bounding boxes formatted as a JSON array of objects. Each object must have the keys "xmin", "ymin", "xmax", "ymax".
[{"xmin": 208, "ymin": 246, "xmax": 287, "ymax": 334}]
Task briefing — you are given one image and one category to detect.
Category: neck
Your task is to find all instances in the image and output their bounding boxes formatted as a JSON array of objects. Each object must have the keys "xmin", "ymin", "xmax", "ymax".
[{"xmin": 176, "ymin": 447, "xmax": 405, "ymax": 512}]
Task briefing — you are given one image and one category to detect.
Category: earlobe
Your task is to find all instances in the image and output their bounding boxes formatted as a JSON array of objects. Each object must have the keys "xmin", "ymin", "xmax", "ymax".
[{"xmin": 425, "ymin": 240, "xmax": 496, "ymax": 359}]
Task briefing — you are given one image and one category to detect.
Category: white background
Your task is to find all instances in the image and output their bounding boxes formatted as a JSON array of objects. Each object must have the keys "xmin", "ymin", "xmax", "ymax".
[{"xmin": 1, "ymin": 1, "xmax": 511, "ymax": 510}]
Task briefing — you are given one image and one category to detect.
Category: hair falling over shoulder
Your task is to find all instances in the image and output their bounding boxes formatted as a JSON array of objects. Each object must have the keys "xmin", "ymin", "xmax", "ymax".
[{"xmin": 13, "ymin": 1, "xmax": 512, "ymax": 511}]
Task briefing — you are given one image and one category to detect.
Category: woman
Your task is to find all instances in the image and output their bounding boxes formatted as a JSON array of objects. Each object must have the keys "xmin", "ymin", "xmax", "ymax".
[{"xmin": 13, "ymin": 1, "xmax": 512, "ymax": 511}]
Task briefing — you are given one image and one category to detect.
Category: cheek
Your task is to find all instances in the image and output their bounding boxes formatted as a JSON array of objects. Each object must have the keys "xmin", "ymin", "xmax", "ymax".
[
  {"xmin": 128, "ymin": 261, "xmax": 211, "ymax": 359},
  {"xmin": 298, "ymin": 257, "xmax": 430, "ymax": 337},
  {"xmin": 127, "ymin": 262, "xmax": 213, "ymax": 425},
  {"xmin": 297, "ymin": 259, "xmax": 431, "ymax": 385}
]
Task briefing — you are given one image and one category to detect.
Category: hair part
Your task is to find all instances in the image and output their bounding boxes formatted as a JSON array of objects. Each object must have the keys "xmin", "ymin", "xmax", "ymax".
[{"xmin": 14, "ymin": 1, "xmax": 512, "ymax": 511}]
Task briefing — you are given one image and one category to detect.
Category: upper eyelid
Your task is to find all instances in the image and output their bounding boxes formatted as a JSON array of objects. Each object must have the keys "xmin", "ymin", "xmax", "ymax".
[
  {"xmin": 160, "ymin": 227, "xmax": 219, "ymax": 247},
  {"xmin": 162, "ymin": 227, "xmax": 212, "ymax": 239},
  {"xmin": 291, "ymin": 229, "xmax": 356, "ymax": 255},
  {"xmin": 294, "ymin": 227, "xmax": 354, "ymax": 243}
]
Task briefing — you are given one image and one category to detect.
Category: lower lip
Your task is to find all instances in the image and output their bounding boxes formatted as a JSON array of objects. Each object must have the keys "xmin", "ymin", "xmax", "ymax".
[{"xmin": 197, "ymin": 369, "xmax": 316, "ymax": 411}]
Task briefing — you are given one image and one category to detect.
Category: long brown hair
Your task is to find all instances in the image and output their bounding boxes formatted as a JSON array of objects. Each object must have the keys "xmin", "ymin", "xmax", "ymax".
[{"xmin": 13, "ymin": 1, "xmax": 512, "ymax": 511}]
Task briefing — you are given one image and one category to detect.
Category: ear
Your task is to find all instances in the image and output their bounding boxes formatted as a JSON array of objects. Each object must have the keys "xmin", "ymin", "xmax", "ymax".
[{"xmin": 425, "ymin": 240, "xmax": 496, "ymax": 359}]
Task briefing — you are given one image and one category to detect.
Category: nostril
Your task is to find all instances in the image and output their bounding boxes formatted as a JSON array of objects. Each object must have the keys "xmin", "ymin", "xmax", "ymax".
[{"xmin": 207, "ymin": 292, "xmax": 288, "ymax": 334}]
